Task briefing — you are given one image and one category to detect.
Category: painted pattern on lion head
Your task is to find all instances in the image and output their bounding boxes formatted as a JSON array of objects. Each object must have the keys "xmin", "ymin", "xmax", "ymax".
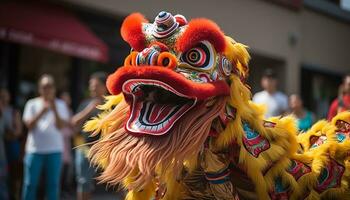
[{"xmin": 107, "ymin": 11, "xmax": 250, "ymax": 137}]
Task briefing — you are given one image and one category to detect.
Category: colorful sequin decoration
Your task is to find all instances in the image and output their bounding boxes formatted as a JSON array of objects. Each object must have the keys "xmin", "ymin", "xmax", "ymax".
[
  {"xmin": 310, "ymin": 135, "xmax": 327, "ymax": 149},
  {"xmin": 335, "ymin": 120, "xmax": 350, "ymax": 142},
  {"xmin": 314, "ymin": 158, "xmax": 345, "ymax": 193},
  {"xmin": 263, "ymin": 120, "xmax": 277, "ymax": 128},
  {"xmin": 220, "ymin": 104, "xmax": 237, "ymax": 125},
  {"xmin": 336, "ymin": 120, "xmax": 350, "ymax": 133},
  {"xmin": 286, "ymin": 159, "xmax": 311, "ymax": 181},
  {"xmin": 242, "ymin": 123, "xmax": 270, "ymax": 158},
  {"xmin": 204, "ymin": 165, "xmax": 231, "ymax": 184},
  {"xmin": 269, "ymin": 176, "xmax": 290, "ymax": 200},
  {"xmin": 336, "ymin": 132, "xmax": 347, "ymax": 143}
]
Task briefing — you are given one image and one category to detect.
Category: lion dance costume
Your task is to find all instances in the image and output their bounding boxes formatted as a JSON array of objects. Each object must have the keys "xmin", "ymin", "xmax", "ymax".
[{"xmin": 85, "ymin": 11, "xmax": 350, "ymax": 200}]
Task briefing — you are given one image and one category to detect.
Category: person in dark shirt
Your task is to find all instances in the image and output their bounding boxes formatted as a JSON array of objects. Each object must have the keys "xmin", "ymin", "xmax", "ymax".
[
  {"xmin": 1, "ymin": 88, "xmax": 22, "ymax": 200},
  {"xmin": 72, "ymin": 72, "xmax": 107, "ymax": 200},
  {"xmin": 328, "ymin": 74, "xmax": 350, "ymax": 121},
  {"xmin": 0, "ymin": 95, "xmax": 9, "ymax": 200}
]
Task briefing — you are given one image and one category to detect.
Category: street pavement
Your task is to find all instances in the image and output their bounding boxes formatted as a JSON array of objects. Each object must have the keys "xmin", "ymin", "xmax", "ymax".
[
  {"xmin": 62, "ymin": 191, "xmax": 124, "ymax": 200},
  {"xmin": 61, "ymin": 185, "xmax": 125, "ymax": 200}
]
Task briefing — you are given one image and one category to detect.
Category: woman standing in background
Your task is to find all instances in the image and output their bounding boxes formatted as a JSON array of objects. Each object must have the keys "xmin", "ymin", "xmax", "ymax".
[
  {"xmin": 22, "ymin": 74, "xmax": 70, "ymax": 200},
  {"xmin": 289, "ymin": 94, "xmax": 315, "ymax": 132}
]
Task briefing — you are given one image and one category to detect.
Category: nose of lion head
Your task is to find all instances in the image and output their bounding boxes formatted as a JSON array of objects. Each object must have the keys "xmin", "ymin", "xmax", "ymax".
[
  {"xmin": 125, "ymin": 43, "xmax": 177, "ymax": 69},
  {"xmin": 135, "ymin": 46, "xmax": 160, "ymax": 66}
]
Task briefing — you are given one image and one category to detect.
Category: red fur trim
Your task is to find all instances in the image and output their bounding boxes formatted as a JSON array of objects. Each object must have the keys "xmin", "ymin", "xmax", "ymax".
[
  {"xmin": 121, "ymin": 13, "xmax": 148, "ymax": 51},
  {"xmin": 176, "ymin": 18, "xmax": 226, "ymax": 53},
  {"xmin": 107, "ymin": 66, "xmax": 230, "ymax": 100}
]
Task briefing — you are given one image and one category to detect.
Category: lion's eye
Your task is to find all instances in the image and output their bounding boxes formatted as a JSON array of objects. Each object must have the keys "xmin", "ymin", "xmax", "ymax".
[{"xmin": 180, "ymin": 41, "xmax": 215, "ymax": 70}]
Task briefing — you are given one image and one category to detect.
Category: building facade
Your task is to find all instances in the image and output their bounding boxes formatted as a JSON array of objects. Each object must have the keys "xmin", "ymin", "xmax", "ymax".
[
  {"xmin": 61, "ymin": 0, "xmax": 350, "ymax": 118},
  {"xmin": 1, "ymin": 0, "xmax": 349, "ymax": 117}
]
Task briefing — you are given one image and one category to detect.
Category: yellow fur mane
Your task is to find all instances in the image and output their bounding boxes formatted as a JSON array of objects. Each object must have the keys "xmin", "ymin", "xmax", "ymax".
[{"xmin": 85, "ymin": 36, "xmax": 350, "ymax": 200}]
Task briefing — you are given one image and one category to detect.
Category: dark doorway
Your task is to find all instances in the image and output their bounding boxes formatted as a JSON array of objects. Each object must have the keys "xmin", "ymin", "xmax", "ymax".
[
  {"xmin": 247, "ymin": 53, "xmax": 286, "ymax": 95},
  {"xmin": 301, "ymin": 65, "xmax": 343, "ymax": 119}
]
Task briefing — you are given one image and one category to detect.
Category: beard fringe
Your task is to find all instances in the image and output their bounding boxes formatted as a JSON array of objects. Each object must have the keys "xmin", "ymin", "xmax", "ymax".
[{"xmin": 88, "ymin": 97, "xmax": 226, "ymax": 190}]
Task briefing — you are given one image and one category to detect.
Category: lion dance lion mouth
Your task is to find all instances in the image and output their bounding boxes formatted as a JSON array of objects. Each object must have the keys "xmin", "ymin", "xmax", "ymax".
[
  {"xmin": 86, "ymin": 11, "xmax": 350, "ymax": 200},
  {"xmin": 108, "ymin": 65, "xmax": 229, "ymax": 135}
]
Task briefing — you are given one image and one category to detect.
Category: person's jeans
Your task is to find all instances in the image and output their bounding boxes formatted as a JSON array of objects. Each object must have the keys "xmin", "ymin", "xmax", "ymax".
[
  {"xmin": 75, "ymin": 148, "xmax": 95, "ymax": 193},
  {"xmin": 0, "ymin": 159, "xmax": 9, "ymax": 200},
  {"xmin": 22, "ymin": 152, "xmax": 62, "ymax": 200}
]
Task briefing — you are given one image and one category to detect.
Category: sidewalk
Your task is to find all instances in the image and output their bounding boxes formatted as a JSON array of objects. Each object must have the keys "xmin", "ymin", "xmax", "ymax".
[
  {"xmin": 61, "ymin": 184, "xmax": 125, "ymax": 200},
  {"xmin": 62, "ymin": 191, "xmax": 123, "ymax": 200}
]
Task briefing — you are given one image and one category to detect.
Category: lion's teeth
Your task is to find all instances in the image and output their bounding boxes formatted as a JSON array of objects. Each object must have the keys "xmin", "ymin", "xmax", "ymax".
[{"xmin": 134, "ymin": 121, "xmax": 142, "ymax": 128}]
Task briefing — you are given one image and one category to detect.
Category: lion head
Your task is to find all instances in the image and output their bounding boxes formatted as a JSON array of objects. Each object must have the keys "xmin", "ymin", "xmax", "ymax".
[{"xmin": 86, "ymin": 11, "xmax": 251, "ymax": 192}]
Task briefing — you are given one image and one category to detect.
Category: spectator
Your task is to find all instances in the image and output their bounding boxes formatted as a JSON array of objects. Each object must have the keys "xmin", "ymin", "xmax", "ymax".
[
  {"xmin": 59, "ymin": 91, "xmax": 74, "ymax": 197},
  {"xmin": 1, "ymin": 88, "xmax": 22, "ymax": 200},
  {"xmin": 252, "ymin": 69, "xmax": 288, "ymax": 118},
  {"xmin": 289, "ymin": 94, "xmax": 315, "ymax": 132},
  {"xmin": 72, "ymin": 72, "xmax": 108, "ymax": 200},
  {"xmin": 22, "ymin": 74, "xmax": 70, "ymax": 200},
  {"xmin": 0, "ymin": 96, "xmax": 9, "ymax": 200},
  {"xmin": 327, "ymin": 74, "xmax": 350, "ymax": 121}
]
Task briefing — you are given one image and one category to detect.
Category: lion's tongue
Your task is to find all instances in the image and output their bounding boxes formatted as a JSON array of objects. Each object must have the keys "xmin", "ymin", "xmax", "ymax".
[
  {"xmin": 148, "ymin": 103, "xmax": 174, "ymax": 123},
  {"xmin": 126, "ymin": 100, "xmax": 193, "ymax": 135}
]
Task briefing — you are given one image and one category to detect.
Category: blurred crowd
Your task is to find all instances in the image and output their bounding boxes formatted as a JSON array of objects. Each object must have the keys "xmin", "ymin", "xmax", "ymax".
[
  {"xmin": 252, "ymin": 69, "xmax": 350, "ymax": 132},
  {"xmin": 0, "ymin": 72, "xmax": 107, "ymax": 200},
  {"xmin": 0, "ymin": 69, "xmax": 349, "ymax": 200}
]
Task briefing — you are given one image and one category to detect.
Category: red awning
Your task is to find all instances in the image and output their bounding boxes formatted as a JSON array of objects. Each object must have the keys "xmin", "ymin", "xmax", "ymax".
[{"xmin": 0, "ymin": 2, "xmax": 108, "ymax": 63}]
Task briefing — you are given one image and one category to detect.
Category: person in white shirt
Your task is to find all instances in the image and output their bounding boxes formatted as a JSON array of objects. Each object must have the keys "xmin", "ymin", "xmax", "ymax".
[
  {"xmin": 22, "ymin": 74, "xmax": 70, "ymax": 200},
  {"xmin": 252, "ymin": 69, "xmax": 288, "ymax": 118}
]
